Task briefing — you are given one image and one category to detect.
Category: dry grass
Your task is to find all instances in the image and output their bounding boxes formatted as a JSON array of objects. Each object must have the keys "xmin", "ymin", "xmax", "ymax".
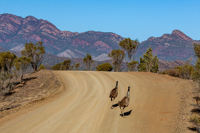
[
  {"xmin": 160, "ymin": 69, "xmax": 180, "ymax": 77},
  {"xmin": 0, "ymin": 70, "xmax": 61, "ymax": 113}
]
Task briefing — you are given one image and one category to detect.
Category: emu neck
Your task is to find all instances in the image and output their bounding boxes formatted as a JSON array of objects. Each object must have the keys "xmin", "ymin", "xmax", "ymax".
[
  {"xmin": 115, "ymin": 84, "xmax": 118, "ymax": 89},
  {"xmin": 126, "ymin": 90, "xmax": 130, "ymax": 98}
]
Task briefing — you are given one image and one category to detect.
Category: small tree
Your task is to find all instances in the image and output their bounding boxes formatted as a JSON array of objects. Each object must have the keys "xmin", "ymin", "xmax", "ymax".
[
  {"xmin": 138, "ymin": 46, "xmax": 159, "ymax": 73},
  {"xmin": 194, "ymin": 43, "xmax": 200, "ymax": 58},
  {"xmin": 151, "ymin": 55, "xmax": 159, "ymax": 73},
  {"xmin": 0, "ymin": 52, "xmax": 17, "ymax": 95},
  {"xmin": 14, "ymin": 57, "xmax": 31, "ymax": 83},
  {"xmin": 21, "ymin": 41, "xmax": 45, "ymax": 72},
  {"xmin": 70, "ymin": 66, "xmax": 73, "ymax": 70},
  {"xmin": 108, "ymin": 49, "xmax": 125, "ymax": 72},
  {"xmin": 62, "ymin": 60, "xmax": 71, "ymax": 70},
  {"xmin": 193, "ymin": 58, "xmax": 200, "ymax": 87},
  {"xmin": 52, "ymin": 63, "xmax": 62, "ymax": 70},
  {"xmin": 83, "ymin": 53, "xmax": 94, "ymax": 70},
  {"xmin": 83, "ymin": 57, "xmax": 88, "ymax": 70},
  {"xmin": 138, "ymin": 57, "xmax": 146, "ymax": 72},
  {"xmin": 119, "ymin": 38, "xmax": 140, "ymax": 71},
  {"xmin": 128, "ymin": 61, "xmax": 138, "ymax": 71},
  {"xmin": 38, "ymin": 64, "xmax": 46, "ymax": 70},
  {"xmin": 87, "ymin": 53, "xmax": 93, "ymax": 70},
  {"xmin": 193, "ymin": 43, "xmax": 200, "ymax": 86},
  {"xmin": 96, "ymin": 63, "xmax": 113, "ymax": 71},
  {"xmin": 75, "ymin": 63, "xmax": 80, "ymax": 70}
]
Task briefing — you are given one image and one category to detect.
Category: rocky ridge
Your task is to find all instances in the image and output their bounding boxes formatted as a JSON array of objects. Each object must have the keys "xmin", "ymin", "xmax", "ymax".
[{"xmin": 0, "ymin": 14, "xmax": 123, "ymax": 59}]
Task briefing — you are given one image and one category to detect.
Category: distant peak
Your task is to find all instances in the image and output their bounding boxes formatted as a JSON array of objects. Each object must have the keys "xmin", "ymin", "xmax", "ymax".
[
  {"xmin": 24, "ymin": 15, "xmax": 37, "ymax": 21},
  {"xmin": 171, "ymin": 29, "xmax": 193, "ymax": 41},
  {"xmin": 172, "ymin": 29, "xmax": 184, "ymax": 35}
]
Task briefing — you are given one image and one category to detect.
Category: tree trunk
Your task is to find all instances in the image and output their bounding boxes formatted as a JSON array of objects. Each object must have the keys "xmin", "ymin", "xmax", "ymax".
[
  {"xmin": 34, "ymin": 65, "xmax": 37, "ymax": 72},
  {"xmin": 126, "ymin": 61, "xmax": 129, "ymax": 72},
  {"xmin": 89, "ymin": 61, "xmax": 91, "ymax": 70},
  {"xmin": 20, "ymin": 74, "xmax": 23, "ymax": 83}
]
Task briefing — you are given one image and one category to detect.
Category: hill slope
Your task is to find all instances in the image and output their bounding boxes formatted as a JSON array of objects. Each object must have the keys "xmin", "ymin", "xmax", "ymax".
[{"xmin": 136, "ymin": 30, "xmax": 200, "ymax": 61}]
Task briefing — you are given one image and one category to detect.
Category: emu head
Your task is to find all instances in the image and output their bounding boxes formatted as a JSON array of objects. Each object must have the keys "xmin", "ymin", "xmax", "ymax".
[{"xmin": 126, "ymin": 86, "xmax": 130, "ymax": 96}]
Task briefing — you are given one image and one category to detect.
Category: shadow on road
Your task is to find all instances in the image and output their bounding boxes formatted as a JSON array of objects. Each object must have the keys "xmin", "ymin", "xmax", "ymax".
[
  {"xmin": 120, "ymin": 110, "xmax": 132, "ymax": 117},
  {"xmin": 112, "ymin": 103, "xmax": 119, "ymax": 108},
  {"xmin": 187, "ymin": 127, "xmax": 197, "ymax": 132}
]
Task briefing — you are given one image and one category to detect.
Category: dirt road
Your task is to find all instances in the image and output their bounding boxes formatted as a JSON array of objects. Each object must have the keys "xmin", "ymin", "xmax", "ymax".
[{"xmin": 0, "ymin": 71, "xmax": 192, "ymax": 133}]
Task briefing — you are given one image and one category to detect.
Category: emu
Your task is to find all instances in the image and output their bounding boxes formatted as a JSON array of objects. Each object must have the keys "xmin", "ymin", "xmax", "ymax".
[
  {"xmin": 109, "ymin": 81, "xmax": 118, "ymax": 109},
  {"xmin": 118, "ymin": 86, "xmax": 130, "ymax": 117}
]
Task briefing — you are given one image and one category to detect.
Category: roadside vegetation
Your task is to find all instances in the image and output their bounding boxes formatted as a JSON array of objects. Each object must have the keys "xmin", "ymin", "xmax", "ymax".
[
  {"xmin": 52, "ymin": 59, "xmax": 72, "ymax": 70},
  {"xmin": 119, "ymin": 38, "xmax": 140, "ymax": 71},
  {"xmin": 83, "ymin": 53, "xmax": 94, "ymax": 71},
  {"xmin": 0, "ymin": 41, "xmax": 45, "ymax": 96},
  {"xmin": 137, "ymin": 46, "xmax": 159, "ymax": 73},
  {"xmin": 96, "ymin": 63, "xmax": 113, "ymax": 71}
]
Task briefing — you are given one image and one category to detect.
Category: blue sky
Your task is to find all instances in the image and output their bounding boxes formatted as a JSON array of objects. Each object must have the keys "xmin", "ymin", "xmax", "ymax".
[{"xmin": 0, "ymin": 0, "xmax": 199, "ymax": 42}]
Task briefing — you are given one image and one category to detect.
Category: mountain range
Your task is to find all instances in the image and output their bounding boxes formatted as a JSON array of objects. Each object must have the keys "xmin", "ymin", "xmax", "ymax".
[
  {"xmin": 0, "ymin": 13, "xmax": 199, "ymax": 64},
  {"xmin": 0, "ymin": 13, "xmax": 123, "ymax": 61}
]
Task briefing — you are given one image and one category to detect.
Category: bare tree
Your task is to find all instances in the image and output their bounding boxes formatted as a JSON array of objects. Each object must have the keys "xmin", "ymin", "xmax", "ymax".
[
  {"xmin": 83, "ymin": 53, "xmax": 94, "ymax": 70},
  {"xmin": 75, "ymin": 63, "xmax": 80, "ymax": 70},
  {"xmin": 83, "ymin": 57, "xmax": 88, "ymax": 70}
]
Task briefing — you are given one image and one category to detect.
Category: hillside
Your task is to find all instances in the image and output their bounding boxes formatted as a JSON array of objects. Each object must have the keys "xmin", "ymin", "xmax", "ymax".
[{"xmin": 136, "ymin": 30, "xmax": 200, "ymax": 61}]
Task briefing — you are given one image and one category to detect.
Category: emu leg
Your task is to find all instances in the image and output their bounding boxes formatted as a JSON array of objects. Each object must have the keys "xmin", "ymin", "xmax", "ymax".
[
  {"xmin": 123, "ymin": 107, "xmax": 125, "ymax": 117},
  {"xmin": 111, "ymin": 99, "xmax": 113, "ymax": 109},
  {"xmin": 120, "ymin": 106, "xmax": 122, "ymax": 114}
]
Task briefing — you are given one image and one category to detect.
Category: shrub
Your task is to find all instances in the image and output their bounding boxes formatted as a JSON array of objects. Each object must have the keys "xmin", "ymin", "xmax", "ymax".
[
  {"xmin": 193, "ymin": 58, "xmax": 200, "ymax": 86},
  {"xmin": 190, "ymin": 114, "xmax": 200, "ymax": 125},
  {"xmin": 161, "ymin": 69, "xmax": 180, "ymax": 77},
  {"xmin": 138, "ymin": 46, "xmax": 159, "ymax": 73},
  {"xmin": 52, "ymin": 63, "xmax": 62, "ymax": 70},
  {"xmin": 96, "ymin": 63, "xmax": 113, "ymax": 71},
  {"xmin": 51, "ymin": 60, "xmax": 71, "ymax": 70},
  {"xmin": 174, "ymin": 65, "xmax": 194, "ymax": 79},
  {"xmin": 38, "ymin": 64, "xmax": 46, "ymax": 70}
]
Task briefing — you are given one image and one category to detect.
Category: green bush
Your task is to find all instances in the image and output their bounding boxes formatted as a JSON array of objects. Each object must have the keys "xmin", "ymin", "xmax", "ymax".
[
  {"xmin": 96, "ymin": 63, "xmax": 113, "ymax": 71},
  {"xmin": 38, "ymin": 64, "xmax": 46, "ymax": 70},
  {"xmin": 52, "ymin": 63, "xmax": 62, "ymax": 70}
]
